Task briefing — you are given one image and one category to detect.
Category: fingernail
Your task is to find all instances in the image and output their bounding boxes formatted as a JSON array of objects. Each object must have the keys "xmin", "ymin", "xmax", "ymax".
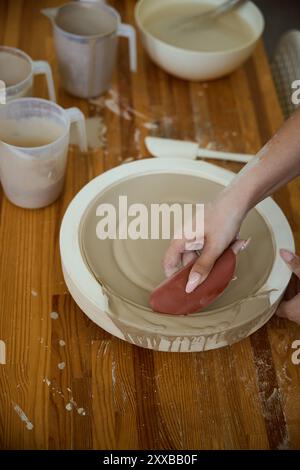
[
  {"xmin": 280, "ymin": 249, "xmax": 295, "ymax": 263},
  {"xmin": 231, "ymin": 237, "xmax": 251, "ymax": 255},
  {"xmin": 184, "ymin": 240, "xmax": 204, "ymax": 252},
  {"xmin": 185, "ymin": 272, "xmax": 202, "ymax": 294},
  {"xmin": 241, "ymin": 237, "xmax": 251, "ymax": 251}
]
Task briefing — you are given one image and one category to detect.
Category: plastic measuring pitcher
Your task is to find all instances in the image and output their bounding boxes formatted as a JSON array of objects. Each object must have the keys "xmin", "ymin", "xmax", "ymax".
[
  {"xmin": 0, "ymin": 46, "xmax": 56, "ymax": 103},
  {"xmin": 42, "ymin": 1, "xmax": 137, "ymax": 98},
  {"xmin": 0, "ymin": 98, "xmax": 87, "ymax": 209}
]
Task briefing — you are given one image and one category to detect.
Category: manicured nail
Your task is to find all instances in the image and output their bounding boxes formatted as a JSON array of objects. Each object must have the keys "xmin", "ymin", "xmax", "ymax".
[
  {"xmin": 231, "ymin": 237, "xmax": 251, "ymax": 255},
  {"xmin": 241, "ymin": 237, "xmax": 251, "ymax": 251},
  {"xmin": 280, "ymin": 249, "xmax": 295, "ymax": 263},
  {"xmin": 184, "ymin": 240, "xmax": 204, "ymax": 252},
  {"xmin": 185, "ymin": 272, "xmax": 202, "ymax": 293}
]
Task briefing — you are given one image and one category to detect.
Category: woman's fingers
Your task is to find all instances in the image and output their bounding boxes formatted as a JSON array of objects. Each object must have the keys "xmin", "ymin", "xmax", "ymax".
[
  {"xmin": 163, "ymin": 238, "xmax": 185, "ymax": 277},
  {"xmin": 185, "ymin": 242, "xmax": 223, "ymax": 293},
  {"xmin": 182, "ymin": 251, "xmax": 198, "ymax": 267},
  {"xmin": 185, "ymin": 238, "xmax": 250, "ymax": 294},
  {"xmin": 280, "ymin": 249, "xmax": 300, "ymax": 277},
  {"xmin": 276, "ymin": 249, "xmax": 300, "ymax": 324},
  {"xmin": 283, "ymin": 273, "xmax": 300, "ymax": 301},
  {"xmin": 184, "ymin": 239, "xmax": 204, "ymax": 251},
  {"xmin": 276, "ymin": 293, "xmax": 300, "ymax": 324},
  {"xmin": 231, "ymin": 238, "xmax": 251, "ymax": 255}
]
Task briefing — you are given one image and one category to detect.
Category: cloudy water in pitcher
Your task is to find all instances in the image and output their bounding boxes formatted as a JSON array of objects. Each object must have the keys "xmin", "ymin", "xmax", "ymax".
[
  {"xmin": 0, "ymin": 117, "xmax": 68, "ymax": 209},
  {"xmin": 0, "ymin": 117, "xmax": 65, "ymax": 147},
  {"xmin": 143, "ymin": 2, "xmax": 255, "ymax": 52}
]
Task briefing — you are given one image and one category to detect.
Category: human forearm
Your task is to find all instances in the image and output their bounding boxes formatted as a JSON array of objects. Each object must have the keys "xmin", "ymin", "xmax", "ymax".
[
  {"xmin": 220, "ymin": 107, "xmax": 300, "ymax": 215},
  {"xmin": 164, "ymin": 109, "xmax": 300, "ymax": 294}
]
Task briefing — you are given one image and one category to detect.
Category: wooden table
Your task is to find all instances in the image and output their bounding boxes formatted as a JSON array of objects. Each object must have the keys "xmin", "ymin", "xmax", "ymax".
[{"xmin": 1, "ymin": 0, "xmax": 300, "ymax": 450}]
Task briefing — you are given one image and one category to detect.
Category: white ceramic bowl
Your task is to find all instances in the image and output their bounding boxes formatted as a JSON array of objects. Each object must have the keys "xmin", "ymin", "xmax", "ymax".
[
  {"xmin": 135, "ymin": 0, "xmax": 265, "ymax": 81},
  {"xmin": 60, "ymin": 159, "xmax": 294, "ymax": 352}
]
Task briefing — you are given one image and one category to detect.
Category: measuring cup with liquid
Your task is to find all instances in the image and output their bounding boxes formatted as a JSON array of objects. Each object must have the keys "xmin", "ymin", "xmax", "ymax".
[
  {"xmin": 0, "ymin": 46, "xmax": 56, "ymax": 103},
  {"xmin": 0, "ymin": 98, "xmax": 87, "ymax": 209},
  {"xmin": 42, "ymin": 1, "xmax": 137, "ymax": 98}
]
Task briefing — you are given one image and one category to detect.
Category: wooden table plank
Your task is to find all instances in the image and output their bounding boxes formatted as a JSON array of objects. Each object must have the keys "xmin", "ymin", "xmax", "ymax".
[{"xmin": 1, "ymin": 0, "xmax": 300, "ymax": 450}]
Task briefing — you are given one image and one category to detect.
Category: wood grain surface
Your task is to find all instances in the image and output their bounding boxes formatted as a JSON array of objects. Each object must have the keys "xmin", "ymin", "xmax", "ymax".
[{"xmin": 1, "ymin": 0, "xmax": 300, "ymax": 450}]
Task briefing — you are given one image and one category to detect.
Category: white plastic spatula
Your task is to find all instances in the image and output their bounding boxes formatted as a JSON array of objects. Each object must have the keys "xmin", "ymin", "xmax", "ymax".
[{"xmin": 145, "ymin": 137, "xmax": 253, "ymax": 163}]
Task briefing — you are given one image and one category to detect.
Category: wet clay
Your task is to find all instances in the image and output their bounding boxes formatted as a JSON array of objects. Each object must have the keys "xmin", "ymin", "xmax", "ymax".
[
  {"xmin": 0, "ymin": 51, "xmax": 32, "ymax": 99},
  {"xmin": 0, "ymin": 51, "xmax": 31, "ymax": 87},
  {"xmin": 55, "ymin": 3, "xmax": 117, "ymax": 37},
  {"xmin": 0, "ymin": 117, "xmax": 64, "ymax": 147},
  {"xmin": 142, "ymin": 2, "xmax": 255, "ymax": 53},
  {"xmin": 79, "ymin": 173, "xmax": 276, "ymax": 349}
]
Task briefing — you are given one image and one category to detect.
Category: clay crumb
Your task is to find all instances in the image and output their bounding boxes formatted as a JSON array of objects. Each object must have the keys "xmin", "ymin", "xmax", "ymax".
[
  {"xmin": 112, "ymin": 361, "xmax": 116, "ymax": 387},
  {"xmin": 77, "ymin": 407, "xmax": 86, "ymax": 416},
  {"xmin": 70, "ymin": 116, "xmax": 107, "ymax": 150},
  {"xmin": 104, "ymin": 96, "xmax": 131, "ymax": 121},
  {"xmin": 59, "ymin": 340, "xmax": 66, "ymax": 347},
  {"xmin": 206, "ymin": 141, "xmax": 217, "ymax": 150},
  {"xmin": 31, "ymin": 289, "xmax": 38, "ymax": 297},
  {"xmin": 277, "ymin": 434, "xmax": 290, "ymax": 450},
  {"xmin": 134, "ymin": 128, "xmax": 141, "ymax": 146},
  {"xmin": 65, "ymin": 402, "xmax": 73, "ymax": 411},
  {"xmin": 162, "ymin": 116, "xmax": 173, "ymax": 127},
  {"xmin": 50, "ymin": 311, "xmax": 59, "ymax": 320},
  {"xmin": 13, "ymin": 403, "xmax": 34, "ymax": 431},
  {"xmin": 143, "ymin": 122, "xmax": 158, "ymax": 130},
  {"xmin": 58, "ymin": 362, "xmax": 66, "ymax": 370}
]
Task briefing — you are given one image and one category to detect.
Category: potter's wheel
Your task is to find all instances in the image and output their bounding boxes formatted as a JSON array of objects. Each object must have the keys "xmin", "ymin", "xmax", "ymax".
[{"xmin": 60, "ymin": 159, "xmax": 294, "ymax": 352}]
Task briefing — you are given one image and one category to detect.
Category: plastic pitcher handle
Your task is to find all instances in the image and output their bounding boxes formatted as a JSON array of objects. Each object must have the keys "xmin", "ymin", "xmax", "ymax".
[
  {"xmin": 0, "ymin": 80, "xmax": 5, "ymax": 105},
  {"xmin": 41, "ymin": 7, "xmax": 59, "ymax": 22},
  {"xmin": 118, "ymin": 23, "xmax": 137, "ymax": 73},
  {"xmin": 32, "ymin": 61, "xmax": 56, "ymax": 102},
  {"xmin": 65, "ymin": 108, "xmax": 88, "ymax": 153}
]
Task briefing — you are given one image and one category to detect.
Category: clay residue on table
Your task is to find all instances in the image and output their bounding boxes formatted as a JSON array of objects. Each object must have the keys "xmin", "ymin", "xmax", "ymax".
[{"xmin": 69, "ymin": 116, "xmax": 107, "ymax": 150}]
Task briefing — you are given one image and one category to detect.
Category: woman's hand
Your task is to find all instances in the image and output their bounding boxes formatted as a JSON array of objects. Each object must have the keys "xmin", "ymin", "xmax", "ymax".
[
  {"xmin": 277, "ymin": 249, "xmax": 300, "ymax": 325},
  {"xmin": 163, "ymin": 196, "xmax": 248, "ymax": 293},
  {"xmin": 163, "ymin": 108, "xmax": 300, "ymax": 297}
]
